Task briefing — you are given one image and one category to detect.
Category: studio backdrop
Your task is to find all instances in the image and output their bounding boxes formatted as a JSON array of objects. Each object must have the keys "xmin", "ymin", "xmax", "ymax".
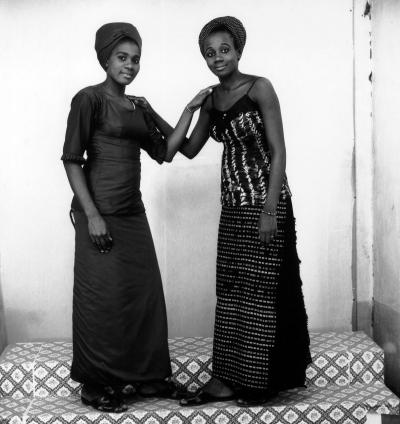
[{"xmin": 0, "ymin": 0, "xmax": 357, "ymax": 342}]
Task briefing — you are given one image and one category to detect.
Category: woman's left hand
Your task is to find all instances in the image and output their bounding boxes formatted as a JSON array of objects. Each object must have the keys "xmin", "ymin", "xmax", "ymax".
[
  {"xmin": 258, "ymin": 213, "xmax": 278, "ymax": 244},
  {"xmin": 186, "ymin": 87, "xmax": 214, "ymax": 112},
  {"xmin": 132, "ymin": 96, "xmax": 152, "ymax": 112}
]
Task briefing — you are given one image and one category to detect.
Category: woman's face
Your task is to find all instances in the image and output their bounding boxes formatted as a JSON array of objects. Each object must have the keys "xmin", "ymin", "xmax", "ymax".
[
  {"xmin": 106, "ymin": 39, "xmax": 140, "ymax": 86},
  {"xmin": 203, "ymin": 31, "xmax": 240, "ymax": 77}
]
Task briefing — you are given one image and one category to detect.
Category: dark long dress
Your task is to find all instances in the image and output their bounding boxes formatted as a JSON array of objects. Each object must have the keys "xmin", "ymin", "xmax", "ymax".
[
  {"xmin": 208, "ymin": 81, "xmax": 311, "ymax": 391},
  {"xmin": 62, "ymin": 84, "xmax": 171, "ymax": 387}
]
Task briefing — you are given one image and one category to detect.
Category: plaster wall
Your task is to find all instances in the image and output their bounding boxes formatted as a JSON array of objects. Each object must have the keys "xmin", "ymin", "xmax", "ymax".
[
  {"xmin": 0, "ymin": 0, "xmax": 354, "ymax": 342},
  {"xmin": 0, "ymin": 277, "xmax": 6, "ymax": 353},
  {"xmin": 353, "ymin": 0, "xmax": 374, "ymax": 336},
  {"xmin": 371, "ymin": 0, "xmax": 400, "ymax": 397}
]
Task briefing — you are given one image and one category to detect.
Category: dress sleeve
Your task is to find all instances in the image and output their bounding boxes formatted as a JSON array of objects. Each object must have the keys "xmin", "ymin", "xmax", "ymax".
[
  {"xmin": 140, "ymin": 110, "xmax": 167, "ymax": 164},
  {"xmin": 61, "ymin": 91, "xmax": 96, "ymax": 164}
]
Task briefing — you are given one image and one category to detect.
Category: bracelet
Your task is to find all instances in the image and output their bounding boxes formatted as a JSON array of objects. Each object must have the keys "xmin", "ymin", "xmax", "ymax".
[
  {"xmin": 261, "ymin": 210, "xmax": 277, "ymax": 217},
  {"xmin": 185, "ymin": 104, "xmax": 196, "ymax": 114}
]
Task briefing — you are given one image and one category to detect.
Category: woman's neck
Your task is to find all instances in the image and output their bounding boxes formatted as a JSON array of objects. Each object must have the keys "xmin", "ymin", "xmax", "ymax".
[
  {"xmin": 102, "ymin": 77, "xmax": 126, "ymax": 97},
  {"xmin": 219, "ymin": 71, "xmax": 245, "ymax": 91}
]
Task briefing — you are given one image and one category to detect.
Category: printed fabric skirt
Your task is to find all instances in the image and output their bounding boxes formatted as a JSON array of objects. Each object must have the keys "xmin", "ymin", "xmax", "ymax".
[
  {"xmin": 70, "ymin": 211, "xmax": 171, "ymax": 387},
  {"xmin": 212, "ymin": 196, "xmax": 311, "ymax": 390}
]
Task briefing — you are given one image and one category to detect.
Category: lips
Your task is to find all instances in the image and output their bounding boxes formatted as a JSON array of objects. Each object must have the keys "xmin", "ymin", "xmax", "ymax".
[
  {"xmin": 121, "ymin": 72, "xmax": 134, "ymax": 78},
  {"xmin": 214, "ymin": 65, "xmax": 226, "ymax": 72}
]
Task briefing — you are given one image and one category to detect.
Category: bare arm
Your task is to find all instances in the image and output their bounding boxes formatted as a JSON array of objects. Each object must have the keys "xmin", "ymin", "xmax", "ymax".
[
  {"xmin": 177, "ymin": 97, "xmax": 213, "ymax": 159},
  {"xmin": 64, "ymin": 162, "xmax": 112, "ymax": 253},
  {"xmin": 253, "ymin": 78, "xmax": 286, "ymax": 212},
  {"xmin": 251, "ymin": 78, "xmax": 287, "ymax": 244},
  {"xmin": 149, "ymin": 106, "xmax": 197, "ymax": 161},
  {"xmin": 133, "ymin": 88, "xmax": 213, "ymax": 161}
]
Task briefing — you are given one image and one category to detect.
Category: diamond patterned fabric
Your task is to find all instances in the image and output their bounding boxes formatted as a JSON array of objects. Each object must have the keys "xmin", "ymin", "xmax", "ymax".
[
  {"xmin": 0, "ymin": 332, "xmax": 399, "ymax": 424},
  {"xmin": 0, "ymin": 382, "xmax": 398, "ymax": 424},
  {"xmin": 0, "ymin": 332, "xmax": 386, "ymax": 398}
]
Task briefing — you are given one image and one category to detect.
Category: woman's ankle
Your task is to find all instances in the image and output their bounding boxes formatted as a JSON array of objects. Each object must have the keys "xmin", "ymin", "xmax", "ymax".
[{"xmin": 203, "ymin": 377, "xmax": 234, "ymax": 396}]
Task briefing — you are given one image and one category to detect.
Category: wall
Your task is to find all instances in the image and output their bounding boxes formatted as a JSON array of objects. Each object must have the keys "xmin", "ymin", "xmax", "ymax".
[
  {"xmin": 371, "ymin": 0, "xmax": 400, "ymax": 397},
  {"xmin": 0, "ymin": 273, "xmax": 7, "ymax": 353},
  {"xmin": 353, "ymin": 0, "xmax": 374, "ymax": 336},
  {"xmin": 0, "ymin": 0, "xmax": 354, "ymax": 342}
]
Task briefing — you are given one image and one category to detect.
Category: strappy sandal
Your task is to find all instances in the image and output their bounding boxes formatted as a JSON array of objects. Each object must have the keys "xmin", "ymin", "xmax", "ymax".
[
  {"xmin": 139, "ymin": 379, "xmax": 188, "ymax": 400},
  {"xmin": 179, "ymin": 388, "xmax": 236, "ymax": 406},
  {"xmin": 160, "ymin": 379, "xmax": 188, "ymax": 400},
  {"xmin": 81, "ymin": 386, "xmax": 128, "ymax": 413},
  {"xmin": 119, "ymin": 384, "xmax": 138, "ymax": 404}
]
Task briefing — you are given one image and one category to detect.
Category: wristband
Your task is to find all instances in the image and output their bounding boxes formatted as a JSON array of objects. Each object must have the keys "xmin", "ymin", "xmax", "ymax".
[
  {"xmin": 261, "ymin": 210, "xmax": 277, "ymax": 217},
  {"xmin": 185, "ymin": 104, "xmax": 196, "ymax": 114}
]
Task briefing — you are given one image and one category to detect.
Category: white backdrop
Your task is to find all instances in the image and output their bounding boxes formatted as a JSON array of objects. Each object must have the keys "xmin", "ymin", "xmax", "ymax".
[{"xmin": 0, "ymin": 0, "xmax": 354, "ymax": 342}]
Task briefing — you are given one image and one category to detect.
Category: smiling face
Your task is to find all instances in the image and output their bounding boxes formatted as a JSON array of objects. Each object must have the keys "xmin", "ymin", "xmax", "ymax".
[
  {"xmin": 106, "ymin": 39, "xmax": 140, "ymax": 86},
  {"xmin": 203, "ymin": 30, "xmax": 241, "ymax": 78}
]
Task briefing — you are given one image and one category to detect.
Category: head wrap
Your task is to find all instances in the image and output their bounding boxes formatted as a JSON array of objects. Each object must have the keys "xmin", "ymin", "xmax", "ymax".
[
  {"xmin": 95, "ymin": 22, "xmax": 142, "ymax": 70},
  {"xmin": 198, "ymin": 16, "xmax": 246, "ymax": 56}
]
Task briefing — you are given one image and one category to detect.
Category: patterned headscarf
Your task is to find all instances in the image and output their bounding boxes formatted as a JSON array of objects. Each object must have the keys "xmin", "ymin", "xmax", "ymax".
[
  {"xmin": 95, "ymin": 22, "xmax": 142, "ymax": 70},
  {"xmin": 198, "ymin": 16, "xmax": 246, "ymax": 56}
]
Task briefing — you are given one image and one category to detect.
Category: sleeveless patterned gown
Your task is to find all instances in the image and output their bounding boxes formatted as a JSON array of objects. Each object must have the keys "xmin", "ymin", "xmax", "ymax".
[{"xmin": 208, "ymin": 82, "xmax": 311, "ymax": 391}]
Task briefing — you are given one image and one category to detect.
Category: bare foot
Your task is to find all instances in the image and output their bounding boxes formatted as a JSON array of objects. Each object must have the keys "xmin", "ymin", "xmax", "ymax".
[{"xmin": 202, "ymin": 377, "xmax": 234, "ymax": 397}]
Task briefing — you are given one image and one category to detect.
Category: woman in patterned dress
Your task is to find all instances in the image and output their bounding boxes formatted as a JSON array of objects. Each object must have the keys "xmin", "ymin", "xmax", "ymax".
[{"xmin": 168, "ymin": 16, "xmax": 311, "ymax": 406}]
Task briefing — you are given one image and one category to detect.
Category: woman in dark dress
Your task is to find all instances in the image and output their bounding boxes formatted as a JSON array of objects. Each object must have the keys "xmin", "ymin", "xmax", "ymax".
[
  {"xmin": 62, "ymin": 22, "xmax": 210, "ymax": 412},
  {"xmin": 163, "ymin": 16, "xmax": 311, "ymax": 406}
]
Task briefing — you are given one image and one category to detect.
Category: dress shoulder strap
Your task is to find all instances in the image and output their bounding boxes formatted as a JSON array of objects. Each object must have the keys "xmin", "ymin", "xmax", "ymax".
[{"xmin": 246, "ymin": 77, "xmax": 259, "ymax": 95}]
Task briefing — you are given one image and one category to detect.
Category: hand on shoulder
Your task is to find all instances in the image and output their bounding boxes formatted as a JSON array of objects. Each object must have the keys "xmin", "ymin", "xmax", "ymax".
[
  {"xmin": 187, "ymin": 86, "xmax": 214, "ymax": 113},
  {"xmin": 130, "ymin": 96, "xmax": 153, "ymax": 112}
]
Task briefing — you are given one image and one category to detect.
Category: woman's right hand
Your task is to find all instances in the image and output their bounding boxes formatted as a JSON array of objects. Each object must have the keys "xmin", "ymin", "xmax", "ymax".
[
  {"xmin": 131, "ymin": 96, "xmax": 152, "ymax": 112},
  {"xmin": 186, "ymin": 86, "xmax": 214, "ymax": 112},
  {"xmin": 87, "ymin": 214, "xmax": 113, "ymax": 253}
]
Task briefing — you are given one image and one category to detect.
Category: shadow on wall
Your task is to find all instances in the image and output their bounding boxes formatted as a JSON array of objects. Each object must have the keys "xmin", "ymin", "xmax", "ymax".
[{"xmin": 0, "ymin": 281, "xmax": 8, "ymax": 353}]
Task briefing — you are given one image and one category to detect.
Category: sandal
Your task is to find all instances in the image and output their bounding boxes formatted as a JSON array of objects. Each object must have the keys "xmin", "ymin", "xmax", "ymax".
[
  {"xmin": 139, "ymin": 379, "xmax": 188, "ymax": 400},
  {"xmin": 179, "ymin": 388, "xmax": 236, "ymax": 406},
  {"xmin": 235, "ymin": 389, "xmax": 277, "ymax": 407},
  {"xmin": 81, "ymin": 385, "xmax": 128, "ymax": 413},
  {"xmin": 119, "ymin": 384, "xmax": 138, "ymax": 404}
]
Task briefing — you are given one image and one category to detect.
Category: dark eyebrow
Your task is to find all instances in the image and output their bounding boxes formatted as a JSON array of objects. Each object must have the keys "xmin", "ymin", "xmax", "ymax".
[
  {"xmin": 205, "ymin": 43, "xmax": 231, "ymax": 51},
  {"xmin": 115, "ymin": 51, "xmax": 141, "ymax": 59},
  {"xmin": 115, "ymin": 50, "xmax": 140, "ymax": 56}
]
